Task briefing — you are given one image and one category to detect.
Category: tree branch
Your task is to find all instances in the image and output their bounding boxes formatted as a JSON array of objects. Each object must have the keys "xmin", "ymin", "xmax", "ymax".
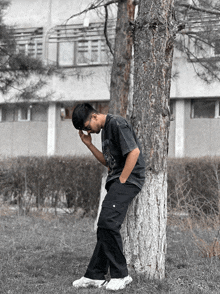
[
  {"xmin": 183, "ymin": 46, "xmax": 220, "ymax": 82},
  {"xmin": 178, "ymin": 4, "xmax": 220, "ymax": 16},
  {"xmin": 180, "ymin": 30, "xmax": 218, "ymax": 36},
  {"xmin": 65, "ymin": 0, "xmax": 118, "ymax": 24},
  {"xmin": 187, "ymin": 34, "xmax": 215, "ymax": 49},
  {"xmin": 104, "ymin": 5, "xmax": 114, "ymax": 56}
]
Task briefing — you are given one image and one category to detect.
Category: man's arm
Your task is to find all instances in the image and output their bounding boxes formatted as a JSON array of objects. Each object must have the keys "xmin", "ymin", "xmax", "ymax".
[
  {"xmin": 119, "ymin": 147, "xmax": 140, "ymax": 183},
  {"xmin": 78, "ymin": 130, "xmax": 107, "ymax": 167}
]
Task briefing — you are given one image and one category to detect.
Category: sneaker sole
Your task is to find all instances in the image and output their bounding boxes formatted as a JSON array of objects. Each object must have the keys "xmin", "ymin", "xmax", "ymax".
[
  {"xmin": 105, "ymin": 276, "xmax": 133, "ymax": 291},
  {"xmin": 73, "ymin": 280, "xmax": 107, "ymax": 289}
]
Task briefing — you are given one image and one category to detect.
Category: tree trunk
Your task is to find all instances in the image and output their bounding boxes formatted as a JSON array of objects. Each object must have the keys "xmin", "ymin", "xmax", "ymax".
[
  {"xmin": 95, "ymin": 0, "xmax": 135, "ymax": 228},
  {"xmin": 94, "ymin": 168, "xmax": 108, "ymax": 230},
  {"xmin": 108, "ymin": 0, "xmax": 135, "ymax": 117},
  {"xmin": 123, "ymin": 0, "xmax": 175, "ymax": 279}
]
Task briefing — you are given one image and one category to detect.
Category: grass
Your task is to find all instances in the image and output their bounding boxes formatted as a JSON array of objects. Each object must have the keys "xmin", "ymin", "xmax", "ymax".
[{"xmin": 1, "ymin": 206, "xmax": 220, "ymax": 294}]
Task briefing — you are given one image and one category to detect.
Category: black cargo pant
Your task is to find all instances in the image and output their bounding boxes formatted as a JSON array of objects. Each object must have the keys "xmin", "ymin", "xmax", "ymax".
[{"xmin": 84, "ymin": 179, "xmax": 140, "ymax": 280}]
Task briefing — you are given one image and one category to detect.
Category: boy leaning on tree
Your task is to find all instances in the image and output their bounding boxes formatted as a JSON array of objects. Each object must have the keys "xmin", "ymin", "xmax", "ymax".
[{"xmin": 71, "ymin": 103, "xmax": 145, "ymax": 291}]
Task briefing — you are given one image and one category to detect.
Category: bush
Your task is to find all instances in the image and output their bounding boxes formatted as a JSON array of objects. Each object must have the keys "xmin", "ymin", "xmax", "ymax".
[
  {"xmin": 168, "ymin": 157, "xmax": 220, "ymax": 216},
  {"xmin": 0, "ymin": 156, "xmax": 104, "ymax": 213},
  {"xmin": 1, "ymin": 156, "xmax": 220, "ymax": 217}
]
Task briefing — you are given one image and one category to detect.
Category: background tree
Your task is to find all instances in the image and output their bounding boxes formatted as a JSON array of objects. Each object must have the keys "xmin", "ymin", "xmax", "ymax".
[
  {"xmin": 108, "ymin": 0, "xmax": 134, "ymax": 116},
  {"xmin": 94, "ymin": 0, "xmax": 135, "ymax": 228},
  {"xmin": 175, "ymin": 0, "xmax": 220, "ymax": 83},
  {"xmin": 0, "ymin": 0, "xmax": 56, "ymax": 101}
]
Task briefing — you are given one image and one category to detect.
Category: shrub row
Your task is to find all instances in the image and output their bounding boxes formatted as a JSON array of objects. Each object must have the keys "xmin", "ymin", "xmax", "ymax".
[
  {"xmin": 168, "ymin": 157, "xmax": 220, "ymax": 215},
  {"xmin": 1, "ymin": 156, "xmax": 220, "ymax": 215},
  {"xmin": 0, "ymin": 156, "xmax": 104, "ymax": 214}
]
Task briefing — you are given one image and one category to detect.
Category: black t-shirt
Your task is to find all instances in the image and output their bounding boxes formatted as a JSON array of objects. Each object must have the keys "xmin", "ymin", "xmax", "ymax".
[{"xmin": 102, "ymin": 114, "xmax": 145, "ymax": 189}]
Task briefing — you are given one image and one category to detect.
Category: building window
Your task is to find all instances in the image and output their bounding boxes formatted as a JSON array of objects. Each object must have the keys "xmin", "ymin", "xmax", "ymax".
[
  {"xmin": 186, "ymin": 12, "xmax": 220, "ymax": 59},
  {"xmin": 170, "ymin": 100, "xmax": 175, "ymax": 120},
  {"xmin": 93, "ymin": 101, "xmax": 109, "ymax": 114},
  {"xmin": 14, "ymin": 27, "xmax": 43, "ymax": 58},
  {"xmin": 58, "ymin": 38, "xmax": 111, "ymax": 67},
  {"xmin": 1, "ymin": 105, "xmax": 15, "ymax": 122},
  {"xmin": 188, "ymin": 38, "xmax": 220, "ymax": 60},
  {"xmin": 170, "ymin": 100, "xmax": 174, "ymax": 116},
  {"xmin": 191, "ymin": 99, "xmax": 220, "ymax": 118},
  {"xmin": 49, "ymin": 23, "xmax": 114, "ymax": 67},
  {"xmin": 31, "ymin": 104, "xmax": 48, "ymax": 122},
  {"xmin": 18, "ymin": 105, "xmax": 31, "ymax": 121},
  {"xmin": 76, "ymin": 39, "xmax": 109, "ymax": 65},
  {"xmin": 58, "ymin": 42, "xmax": 75, "ymax": 67},
  {"xmin": 60, "ymin": 106, "xmax": 72, "ymax": 120},
  {"xmin": 194, "ymin": 39, "xmax": 206, "ymax": 59}
]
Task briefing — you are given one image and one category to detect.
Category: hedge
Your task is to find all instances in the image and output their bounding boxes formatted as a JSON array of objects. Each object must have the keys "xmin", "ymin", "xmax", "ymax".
[
  {"xmin": 168, "ymin": 157, "xmax": 220, "ymax": 215},
  {"xmin": 0, "ymin": 156, "xmax": 104, "ymax": 214},
  {"xmin": 1, "ymin": 156, "xmax": 220, "ymax": 216}
]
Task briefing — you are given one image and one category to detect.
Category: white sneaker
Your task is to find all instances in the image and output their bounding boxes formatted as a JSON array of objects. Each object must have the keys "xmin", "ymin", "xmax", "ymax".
[
  {"xmin": 105, "ymin": 275, "xmax": 133, "ymax": 291},
  {"xmin": 72, "ymin": 276, "xmax": 106, "ymax": 288}
]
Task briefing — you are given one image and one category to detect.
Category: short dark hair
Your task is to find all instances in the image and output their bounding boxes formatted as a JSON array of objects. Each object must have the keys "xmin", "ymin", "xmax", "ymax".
[{"xmin": 72, "ymin": 103, "xmax": 98, "ymax": 130}]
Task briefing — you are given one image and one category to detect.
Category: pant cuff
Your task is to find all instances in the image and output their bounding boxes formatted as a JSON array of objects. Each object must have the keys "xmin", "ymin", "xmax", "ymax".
[
  {"xmin": 84, "ymin": 269, "xmax": 106, "ymax": 280},
  {"xmin": 110, "ymin": 269, "xmax": 128, "ymax": 279}
]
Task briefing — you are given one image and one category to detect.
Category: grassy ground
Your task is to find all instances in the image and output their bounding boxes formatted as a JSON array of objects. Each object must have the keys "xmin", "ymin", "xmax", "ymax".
[{"xmin": 1, "ymin": 206, "xmax": 220, "ymax": 294}]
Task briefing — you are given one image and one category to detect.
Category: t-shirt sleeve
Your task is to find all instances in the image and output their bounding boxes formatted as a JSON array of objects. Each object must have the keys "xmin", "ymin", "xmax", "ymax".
[{"xmin": 116, "ymin": 122, "xmax": 138, "ymax": 156}]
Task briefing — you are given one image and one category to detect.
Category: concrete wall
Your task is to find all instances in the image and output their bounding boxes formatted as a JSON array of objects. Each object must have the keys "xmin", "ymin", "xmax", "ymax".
[
  {"xmin": 0, "ymin": 121, "xmax": 47, "ymax": 157},
  {"xmin": 184, "ymin": 100, "xmax": 220, "ymax": 157},
  {"xmin": 0, "ymin": 65, "xmax": 111, "ymax": 105},
  {"xmin": 56, "ymin": 120, "xmax": 101, "ymax": 156},
  {"xmin": 169, "ymin": 98, "xmax": 220, "ymax": 158},
  {"xmin": 2, "ymin": 100, "xmax": 219, "ymax": 159},
  {"xmin": 49, "ymin": 67, "xmax": 110, "ymax": 103},
  {"xmin": 170, "ymin": 54, "xmax": 220, "ymax": 99},
  {"xmin": 0, "ymin": 103, "xmax": 101, "ymax": 158}
]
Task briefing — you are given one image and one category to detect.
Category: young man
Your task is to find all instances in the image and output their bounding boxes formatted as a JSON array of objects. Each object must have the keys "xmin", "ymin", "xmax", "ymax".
[{"xmin": 71, "ymin": 103, "xmax": 145, "ymax": 291}]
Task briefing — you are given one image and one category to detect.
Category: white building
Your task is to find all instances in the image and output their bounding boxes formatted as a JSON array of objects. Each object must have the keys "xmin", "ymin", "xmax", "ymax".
[{"xmin": 0, "ymin": 0, "xmax": 220, "ymax": 158}]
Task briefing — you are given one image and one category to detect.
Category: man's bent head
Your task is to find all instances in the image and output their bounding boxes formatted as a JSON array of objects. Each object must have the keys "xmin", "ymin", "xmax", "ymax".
[{"xmin": 72, "ymin": 103, "xmax": 98, "ymax": 130}]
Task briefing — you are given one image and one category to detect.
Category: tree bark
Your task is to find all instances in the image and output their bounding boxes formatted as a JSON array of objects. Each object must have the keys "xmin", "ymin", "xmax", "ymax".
[{"xmin": 123, "ymin": 0, "xmax": 175, "ymax": 279}]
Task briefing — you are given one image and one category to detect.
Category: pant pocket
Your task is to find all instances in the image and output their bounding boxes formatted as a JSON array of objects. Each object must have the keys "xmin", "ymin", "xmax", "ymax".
[{"xmin": 98, "ymin": 201, "xmax": 127, "ymax": 231}]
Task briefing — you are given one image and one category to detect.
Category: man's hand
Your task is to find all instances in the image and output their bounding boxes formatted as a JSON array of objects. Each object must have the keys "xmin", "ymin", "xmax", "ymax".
[
  {"xmin": 119, "ymin": 176, "xmax": 127, "ymax": 184},
  {"xmin": 78, "ymin": 130, "xmax": 107, "ymax": 167},
  {"xmin": 79, "ymin": 130, "xmax": 92, "ymax": 147}
]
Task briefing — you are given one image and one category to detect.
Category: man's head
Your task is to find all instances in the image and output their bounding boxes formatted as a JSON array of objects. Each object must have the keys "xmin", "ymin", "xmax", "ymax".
[{"xmin": 72, "ymin": 103, "xmax": 103, "ymax": 134}]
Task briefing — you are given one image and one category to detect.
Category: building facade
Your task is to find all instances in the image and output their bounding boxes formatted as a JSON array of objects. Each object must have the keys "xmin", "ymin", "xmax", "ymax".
[{"xmin": 0, "ymin": 0, "xmax": 220, "ymax": 158}]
